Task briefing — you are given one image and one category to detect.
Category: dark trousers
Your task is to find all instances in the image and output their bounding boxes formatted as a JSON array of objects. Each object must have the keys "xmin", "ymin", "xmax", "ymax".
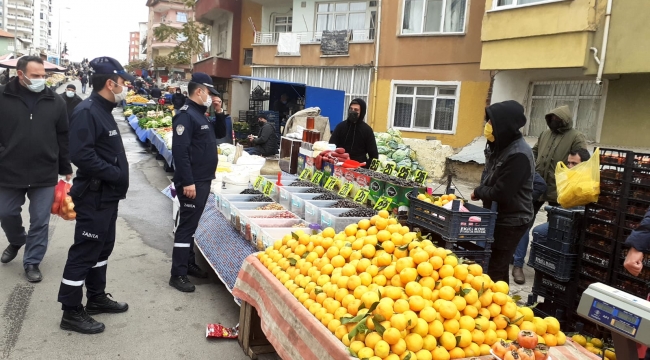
[
  {"xmin": 0, "ymin": 186, "xmax": 55, "ymax": 267},
  {"xmin": 244, "ymin": 147, "xmax": 262, "ymax": 156},
  {"xmin": 58, "ymin": 191, "xmax": 119, "ymax": 307},
  {"xmin": 171, "ymin": 181, "xmax": 210, "ymax": 276},
  {"xmin": 487, "ymin": 222, "xmax": 531, "ymax": 285}
]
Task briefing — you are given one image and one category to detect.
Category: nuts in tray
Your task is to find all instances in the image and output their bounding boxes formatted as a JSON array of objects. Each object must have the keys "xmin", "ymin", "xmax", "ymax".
[
  {"xmin": 288, "ymin": 180, "xmax": 318, "ymax": 187},
  {"xmin": 255, "ymin": 203, "xmax": 285, "ymax": 211},
  {"xmin": 304, "ymin": 187, "xmax": 330, "ymax": 193},
  {"xmin": 240, "ymin": 189, "xmax": 262, "ymax": 194},
  {"xmin": 339, "ymin": 208, "xmax": 378, "ymax": 217},
  {"xmin": 248, "ymin": 195, "xmax": 273, "ymax": 202},
  {"xmin": 249, "ymin": 211, "xmax": 297, "ymax": 218},
  {"xmin": 328, "ymin": 200, "xmax": 360, "ymax": 208},
  {"xmin": 313, "ymin": 193, "xmax": 343, "ymax": 200}
]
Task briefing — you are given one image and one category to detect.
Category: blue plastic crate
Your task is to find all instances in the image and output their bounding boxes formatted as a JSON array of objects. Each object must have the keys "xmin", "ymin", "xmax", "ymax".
[
  {"xmin": 407, "ymin": 193, "xmax": 497, "ymax": 241},
  {"xmin": 528, "ymin": 241, "xmax": 578, "ymax": 282}
]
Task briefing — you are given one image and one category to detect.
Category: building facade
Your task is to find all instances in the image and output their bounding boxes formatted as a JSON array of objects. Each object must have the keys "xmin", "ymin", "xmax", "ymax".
[
  {"xmin": 128, "ymin": 31, "xmax": 140, "ymax": 62},
  {"xmin": 481, "ymin": 0, "xmax": 650, "ymax": 147},
  {"xmin": 145, "ymin": 0, "xmax": 195, "ymax": 71},
  {"xmin": 0, "ymin": 0, "xmax": 53, "ymax": 55}
]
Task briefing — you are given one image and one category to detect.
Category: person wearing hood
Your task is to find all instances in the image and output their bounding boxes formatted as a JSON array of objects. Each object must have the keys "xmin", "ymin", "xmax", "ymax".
[
  {"xmin": 329, "ymin": 99, "xmax": 378, "ymax": 168},
  {"xmin": 61, "ymin": 84, "xmax": 83, "ymax": 123},
  {"xmin": 471, "ymin": 100, "xmax": 535, "ymax": 285},
  {"xmin": 172, "ymin": 88, "xmax": 186, "ymax": 110},
  {"xmin": 246, "ymin": 114, "xmax": 279, "ymax": 156},
  {"xmin": 510, "ymin": 105, "xmax": 587, "ymax": 284}
]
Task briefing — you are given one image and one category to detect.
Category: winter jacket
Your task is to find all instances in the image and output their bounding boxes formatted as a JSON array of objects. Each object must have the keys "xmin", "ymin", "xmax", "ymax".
[
  {"xmin": 626, "ymin": 208, "xmax": 650, "ymax": 253},
  {"xmin": 475, "ymin": 101, "xmax": 535, "ymax": 227},
  {"xmin": 329, "ymin": 98, "xmax": 378, "ymax": 168},
  {"xmin": 62, "ymin": 93, "xmax": 83, "ymax": 123},
  {"xmin": 172, "ymin": 99, "xmax": 227, "ymax": 187},
  {"xmin": 68, "ymin": 92, "xmax": 129, "ymax": 202},
  {"xmin": 80, "ymin": 75, "xmax": 88, "ymax": 84},
  {"xmin": 532, "ymin": 105, "xmax": 587, "ymax": 202},
  {"xmin": 172, "ymin": 93, "xmax": 186, "ymax": 109},
  {"xmin": 150, "ymin": 87, "xmax": 162, "ymax": 99},
  {"xmin": 532, "ymin": 173, "xmax": 548, "ymax": 203},
  {"xmin": 252, "ymin": 122, "xmax": 279, "ymax": 157},
  {"xmin": 0, "ymin": 78, "xmax": 72, "ymax": 188},
  {"xmin": 207, "ymin": 107, "xmax": 233, "ymax": 145}
]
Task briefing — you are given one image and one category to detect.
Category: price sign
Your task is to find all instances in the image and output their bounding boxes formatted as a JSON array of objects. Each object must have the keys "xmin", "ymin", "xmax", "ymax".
[
  {"xmin": 262, "ymin": 181, "xmax": 274, "ymax": 196},
  {"xmin": 396, "ymin": 166, "xmax": 411, "ymax": 180},
  {"xmin": 413, "ymin": 170, "xmax": 429, "ymax": 185},
  {"xmin": 373, "ymin": 196, "xmax": 393, "ymax": 211},
  {"xmin": 338, "ymin": 182, "xmax": 353, "ymax": 198},
  {"xmin": 354, "ymin": 189, "xmax": 370, "ymax": 204},
  {"xmin": 369, "ymin": 158, "xmax": 381, "ymax": 171},
  {"xmin": 383, "ymin": 163, "xmax": 396, "ymax": 176},
  {"xmin": 324, "ymin": 177, "xmax": 338, "ymax": 190},
  {"xmin": 311, "ymin": 171, "xmax": 324, "ymax": 184},
  {"xmin": 254, "ymin": 176, "xmax": 265, "ymax": 190},
  {"xmin": 299, "ymin": 169, "xmax": 311, "ymax": 180}
]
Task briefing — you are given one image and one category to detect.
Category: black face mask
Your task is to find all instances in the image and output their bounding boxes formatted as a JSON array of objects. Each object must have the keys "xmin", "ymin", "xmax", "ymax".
[
  {"xmin": 259, "ymin": 120, "xmax": 265, "ymax": 127},
  {"xmin": 348, "ymin": 111, "xmax": 359, "ymax": 123},
  {"xmin": 549, "ymin": 119, "xmax": 563, "ymax": 132}
]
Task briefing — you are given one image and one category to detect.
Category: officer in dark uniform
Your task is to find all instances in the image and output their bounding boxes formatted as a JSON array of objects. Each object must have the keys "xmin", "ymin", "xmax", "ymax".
[
  {"xmin": 57, "ymin": 57, "xmax": 134, "ymax": 334},
  {"xmin": 169, "ymin": 73, "xmax": 226, "ymax": 292}
]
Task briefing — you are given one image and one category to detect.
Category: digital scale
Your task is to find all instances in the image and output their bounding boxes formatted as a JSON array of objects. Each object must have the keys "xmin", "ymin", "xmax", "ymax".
[{"xmin": 578, "ymin": 283, "xmax": 650, "ymax": 360}]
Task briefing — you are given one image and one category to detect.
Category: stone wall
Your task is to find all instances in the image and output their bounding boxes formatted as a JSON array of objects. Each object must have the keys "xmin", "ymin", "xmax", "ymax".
[{"xmin": 402, "ymin": 138, "xmax": 454, "ymax": 180}]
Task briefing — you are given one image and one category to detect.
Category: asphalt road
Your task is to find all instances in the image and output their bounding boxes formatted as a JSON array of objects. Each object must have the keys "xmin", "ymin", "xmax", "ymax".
[{"xmin": 0, "ymin": 81, "xmax": 252, "ymax": 360}]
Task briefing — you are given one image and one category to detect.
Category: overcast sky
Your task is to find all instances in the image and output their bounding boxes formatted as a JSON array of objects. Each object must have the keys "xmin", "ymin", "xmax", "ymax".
[{"xmin": 54, "ymin": 0, "xmax": 149, "ymax": 65}]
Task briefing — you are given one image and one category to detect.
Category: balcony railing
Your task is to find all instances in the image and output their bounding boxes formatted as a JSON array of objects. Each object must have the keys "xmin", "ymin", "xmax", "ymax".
[
  {"xmin": 7, "ymin": 14, "xmax": 33, "ymax": 23},
  {"xmin": 254, "ymin": 29, "xmax": 375, "ymax": 45},
  {"xmin": 7, "ymin": 2, "xmax": 33, "ymax": 13}
]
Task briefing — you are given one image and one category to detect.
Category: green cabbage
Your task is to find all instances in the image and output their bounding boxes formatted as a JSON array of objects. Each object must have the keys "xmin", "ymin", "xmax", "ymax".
[{"xmin": 392, "ymin": 148, "xmax": 409, "ymax": 162}]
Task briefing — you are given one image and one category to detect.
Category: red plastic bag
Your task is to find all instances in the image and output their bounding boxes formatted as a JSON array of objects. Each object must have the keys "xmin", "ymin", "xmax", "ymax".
[{"xmin": 52, "ymin": 180, "xmax": 76, "ymax": 220}]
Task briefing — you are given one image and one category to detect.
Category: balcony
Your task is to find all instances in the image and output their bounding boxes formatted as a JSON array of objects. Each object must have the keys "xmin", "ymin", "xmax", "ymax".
[
  {"xmin": 481, "ymin": 0, "xmax": 601, "ymax": 71},
  {"xmin": 193, "ymin": 56, "xmax": 238, "ymax": 79},
  {"xmin": 7, "ymin": 2, "xmax": 33, "ymax": 13},
  {"xmin": 6, "ymin": 13, "xmax": 33, "ymax": 23},
  {"xmin": 152, "ymin": 20, "xmax": 184, "ymax": 29},
  {"xmin": 252, "ymin": 39, "xmax": 375, "ymax": 67},
  {"xmin": 253, "ymin": 29, "xmax": 375, "ymax": 45},
  {"xmin": 150, "ymin": 1, "xmax": 188, "ymax": 13},
  {"xmin": 195, "ymin": 0, "xmax": 240, "ymax": 24},
  {"xmin": 6, "ymin": 24, "xmax": 32, "ymax": 34},
  {"xmin": 151, "ymin": 40, "xmax": 177, "ymax": 49}
]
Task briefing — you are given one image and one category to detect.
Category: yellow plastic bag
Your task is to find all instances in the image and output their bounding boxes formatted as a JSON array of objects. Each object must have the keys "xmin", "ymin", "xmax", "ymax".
[{"xmin": 556, "ymin": 148, "xmax": 601, "ymax": 208}]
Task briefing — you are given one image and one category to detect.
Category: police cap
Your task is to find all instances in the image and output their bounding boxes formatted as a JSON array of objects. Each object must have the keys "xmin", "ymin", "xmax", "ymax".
[
  {"xmin": 89, "ymin": 57, "xmax": 135, "ymax": 82},
  {"xmin": 190, "ymin": 72, "xmax": 220, "ymax": 96}
]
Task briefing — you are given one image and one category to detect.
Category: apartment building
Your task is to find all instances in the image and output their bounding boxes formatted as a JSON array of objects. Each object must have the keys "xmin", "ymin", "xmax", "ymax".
[
  {"xmin": 138, "ymin": 21, "xmax": 148, "ymax": 60},
  {"xmin": 128, "ymin": 31, "xmax": 140, "ymax": 62},
  {"xmin": 481, "ymin": 0, "xmax": 650, "ymax": 147},
  {"xmin": 0, "ymin": 0, "xmax": 53, "ymax": 54},
  {"xmin": 145, "ymin": 0, "xmax": 195, "ymax": 73}
]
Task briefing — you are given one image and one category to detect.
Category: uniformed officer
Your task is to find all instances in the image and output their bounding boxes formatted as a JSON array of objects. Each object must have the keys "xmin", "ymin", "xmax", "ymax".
[
  {"xmin": 57, "ymin": 57, "xmax": 134, "ymax": 334},
  {"xmin": 169, "ymin": 73, "xmax": 226, "ymax": 292}
]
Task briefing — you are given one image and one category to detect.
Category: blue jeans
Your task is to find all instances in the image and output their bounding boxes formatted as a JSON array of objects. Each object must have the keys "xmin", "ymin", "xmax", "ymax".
[
  {"xmin": 245, "ymin": 147, "xmax": 262, "ymax": 156},
  {"xmin": 81, "ymin": 83, "xmax": 87, "ymax": 94},
  {"xmin": 513, "ymin": 201, "xmax": 545, "ymax": 267},
  {"xmin": 0, "ymin": 186, "xmax": 55, "ymax": 267}
]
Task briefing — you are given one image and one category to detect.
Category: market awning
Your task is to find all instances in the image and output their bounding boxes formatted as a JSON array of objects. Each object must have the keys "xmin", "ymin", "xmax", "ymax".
[
  {"xmin": 0, "ymin": 56, "xmax": 66, "ymax": 71},
  {"xmin": 232, "ymin": 75, "xmax": 306, "ymax": 87}
]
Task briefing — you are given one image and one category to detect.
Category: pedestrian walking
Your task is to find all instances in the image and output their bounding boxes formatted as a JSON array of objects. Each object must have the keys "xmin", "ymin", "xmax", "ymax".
[
  {"xmin": 57, "ymin": 57, "xmax": 134, "ymax": 334},
  {"xmin": 511, "ymin": 105, "xmax": 587, "ymax": 284},
  {"xmin": 61, "ymin": 84, "xmax": 83, "ymax": 123},
  {"xmin": 0, "ymin": 56, "xmax": 72, "ymax": 282},
  {"xmin": 172, "ymin": 88, "xmax": 186, "ymax": 110},
  {"xmin": 169, "ymin": 72, "xmax": 226, "ymax": 292},
  {"xmin": 471, "ymin": 101, "xmax": 534, "ymax": 285},
  {"xmin": 80, "ymin": 72, "xmax": 88, "ymax": 94}
]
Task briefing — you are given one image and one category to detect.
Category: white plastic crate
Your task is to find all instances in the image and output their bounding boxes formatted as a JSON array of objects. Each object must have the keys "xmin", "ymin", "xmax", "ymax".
[
  {"xmin": 279, "ymin": 186, "xmax": 312, "ymax": 209},
  {"xmin": 218, "ymin": 194, "xmax": 259, "ymax": 220},
  {"xmin": 256, "ymin": 227, "xmax": 311, "ymax": 250},
  {"xmin": 290, "ymin": 193, "xmax": 323, "ymax": 219},
  {"xmin": 304, "ymin": 200, "xmax": 338, "ymax": 225},
  {"xmin": 320, "ymin": 208, "xmax": 365, "ymax": 233}
]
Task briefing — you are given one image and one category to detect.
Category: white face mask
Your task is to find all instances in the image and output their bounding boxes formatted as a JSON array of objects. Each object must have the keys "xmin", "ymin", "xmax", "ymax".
[
  {"xmin": 201, "ymin": 90, "xmax": 212, "ymax": 107},
  {"xmin": 111, "ymin": 81, "xmax": 127, "ymax": 103},
  {"xmin": 66, "ymin": 91, "xmax": 75, "ymax": 98},
  {"xmin": 22, "ymin": 73, "xmax": 46, "ymax": 92}
]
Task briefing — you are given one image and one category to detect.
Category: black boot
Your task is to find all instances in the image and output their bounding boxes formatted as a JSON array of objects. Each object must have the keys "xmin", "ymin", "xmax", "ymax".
[
  {"xmin": 60, "ymin": 307, "xmax": 105, "ymax": 334},
  {"xmin": 188, "ymin": 263, "xmax": 208, "ymax": 278},
  {"xmin": 169, "ymin": 275, "xmax": 195, "ymax": 292},
  {"xmin": 1, "ymin": 244, "xmax": 21, "ymax": 264},
  {"xmin": 85, "ymin": 293, "xmax": 129, "ymax": 315},
  {"xmin": 25, "ymin": 264, "xmax": 43, "ymax": 282}
]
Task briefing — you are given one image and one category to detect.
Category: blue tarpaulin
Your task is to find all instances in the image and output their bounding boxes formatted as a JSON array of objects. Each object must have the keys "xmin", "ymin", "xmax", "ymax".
[
  {"xmin": 148, "ymin": 130, "xmax": 174, "ymax": 168},
  {"xmin": 127, "ymin": 115, "xmax": 151, "ymax": 143}
]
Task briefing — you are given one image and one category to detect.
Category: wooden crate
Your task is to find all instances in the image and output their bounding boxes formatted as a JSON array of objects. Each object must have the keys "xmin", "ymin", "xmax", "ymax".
[{"xmin": 238, "ymin": 301, "xmax": 275, "ymax": 359}]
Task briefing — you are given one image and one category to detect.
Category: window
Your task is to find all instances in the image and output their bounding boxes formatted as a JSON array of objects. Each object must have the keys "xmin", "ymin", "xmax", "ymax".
[
  {"xmin": 402, "ymin": 0, "xmax": 467, "ymax": 34},
  {"xmin": 316, "ymin": 2, "xmax": 367, "ymax": 32},
  {"xmin": 525, "ymin": 81, "xmax": 604, "ymax": 141},
  {"xmin": 217, "ymin": 23, "xmax": 228, "ymax": 56},
  {"xmin": 40, "ymin": 12, "xmax": 43, "ymax": 19},
  {"xmin": 243, "ymin": 49, "xmax": 253, "ymax": 65},
  {"xmin": 176, "ymin": 12, "xmax": 187, "ymax": 23},
  {"xmin": 495, "ymin": 0, "xmax": 551, "ymax": 7},
  {"xmin": 392, "ymin": 83, "xmax": 459, "ymax": 133},
  {"xmin": 272, "ymin": 16, "xmax": 292, "ymax": 33}
]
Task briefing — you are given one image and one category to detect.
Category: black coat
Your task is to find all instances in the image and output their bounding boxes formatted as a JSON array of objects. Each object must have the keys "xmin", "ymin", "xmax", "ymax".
[
  {"xmin": 172, "ymin": 93, "xmax": 186, "ymax": 109},
  {"xmin": 69, "ymin": 93, "xmax": 129, "ymax": 202},
  {"xmin": 252, "ymin": 122, "xmax": 279, "ymax": 157},
  {"xmin": 151, "ymin": 87, "xmax": 162, "ymax": 98},
  {"xmin": 172, "ymin": 100, "xmax": 227, "ymax": 187},
  {"xmin": 0, "ymin": 78, "xmax": 72, "ymax": 188},
  {"xmin": 62, "ymin": 93, "xmax": 83, "ymax": 122}
]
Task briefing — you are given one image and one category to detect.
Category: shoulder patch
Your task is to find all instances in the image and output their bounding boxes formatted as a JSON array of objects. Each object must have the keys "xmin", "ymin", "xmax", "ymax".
[
  {"xmin": 179, "ymin": 105, "xmax": 188, "ymax": 111},
  {"xmin": 176, "ymin": 124, "xmax": 185, "ymax": 136}
]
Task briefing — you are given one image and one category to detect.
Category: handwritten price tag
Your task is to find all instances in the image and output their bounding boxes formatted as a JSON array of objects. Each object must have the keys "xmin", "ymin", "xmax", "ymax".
[
  {"xmin": 369, "ymin": 158, "xmax": 381, "ymax": 171},
  {"xmin": 354, "ymin": 189, "xmax": 370, "ymax": 204},
  {"xmin": 373, "ymin": 196, "xmax": 393, "ymax": 211},
  {"xmin": 338, "ymin": 183, "xmax": 353, "ymax": 198},
  {"xmin": 299, "ymin": 169, "xmax": 311, "ymax": 180},
  {"xmin": 262, "ymin": 181, "xmax": 274, "ymax": 196},
  {"xmin": 383, "ymin": 163, "xmax": 395, "ymax": 176},
  {"xmin": 254, "ymin": 176, "xmax": 265, "ymax": 190},
  {"xmin": 324, "ymin": 177, "xmax": 338, "ymax": 190},
  {"xmin": 311, "ymin": 171, "xmax": 324, "ymax": 184},
  {"xmin": 413, "ymin": 170, "xmax": 429, "ymax": 185},
  {"xmin": 396, "ymin": 166, "xmax": 411, "ymax": 180}
]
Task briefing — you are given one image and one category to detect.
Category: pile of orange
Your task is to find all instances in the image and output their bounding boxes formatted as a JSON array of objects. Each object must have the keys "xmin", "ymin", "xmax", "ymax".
[{"xmin": 257, "ymin": 210, "xmax": 566, "ymax": 360}]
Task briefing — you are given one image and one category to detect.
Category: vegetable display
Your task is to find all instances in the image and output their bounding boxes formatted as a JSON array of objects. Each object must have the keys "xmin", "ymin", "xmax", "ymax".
[{"xmin": 374, "ymin": 129, "xmax": 424, "ymax": 174}]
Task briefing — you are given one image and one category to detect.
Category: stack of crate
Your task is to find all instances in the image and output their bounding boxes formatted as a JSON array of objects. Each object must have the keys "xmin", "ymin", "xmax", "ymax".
[{"xmin": 526, "ymin": 206, "xmax": 584, "ymax": 327}]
